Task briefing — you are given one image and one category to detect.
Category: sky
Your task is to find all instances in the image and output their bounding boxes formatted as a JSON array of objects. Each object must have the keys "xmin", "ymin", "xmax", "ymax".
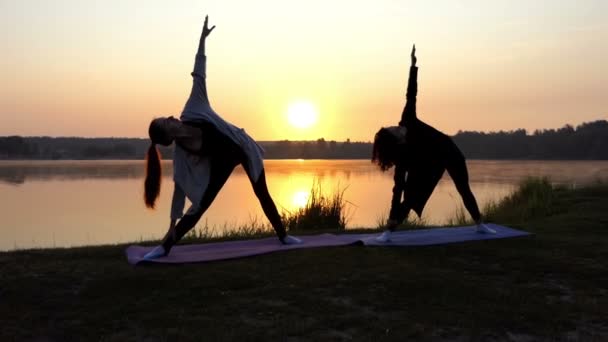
[{"xmin": 1, "ymin": 0, "xmax": 606, "ymax": 141}]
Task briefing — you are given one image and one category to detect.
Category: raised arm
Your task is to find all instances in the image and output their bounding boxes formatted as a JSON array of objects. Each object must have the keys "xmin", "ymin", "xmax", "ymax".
[
  {"xmin": 399, "ymin": 45, "xmax": 418, "ymax": 127},
  {"xmin": 196, "ymin": 15, "xmax": 215, "ymax": 58},
  {"xmin": 192, "ymin": 15, "xmax": 215, "ymax": 80},
  {"xmin": 184, "ymin": 15, "xmax": 216, "ymax": 111}
]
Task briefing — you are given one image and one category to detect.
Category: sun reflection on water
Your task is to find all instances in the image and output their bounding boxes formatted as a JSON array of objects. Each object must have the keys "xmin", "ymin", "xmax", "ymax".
[{"xmin": 292, "ymin": 190, "xmax": 309, "ymax": 208}]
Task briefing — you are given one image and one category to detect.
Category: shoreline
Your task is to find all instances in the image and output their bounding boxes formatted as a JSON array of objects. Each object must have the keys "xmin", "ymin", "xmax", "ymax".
[{"xmin": 2, "ymin": 181, "xmax": 608, "ymax": 340}]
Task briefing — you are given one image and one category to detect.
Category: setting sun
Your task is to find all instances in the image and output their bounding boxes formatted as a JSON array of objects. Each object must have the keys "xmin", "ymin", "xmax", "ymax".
[{"xmin": 287, "ymin": 101, "xmax": 318, "ymax": 129}]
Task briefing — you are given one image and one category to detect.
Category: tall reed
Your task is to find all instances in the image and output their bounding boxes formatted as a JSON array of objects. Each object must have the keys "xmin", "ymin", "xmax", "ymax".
[{"xmin": 282, "ymin": 180, "xmax": 351, "ymax": 231}]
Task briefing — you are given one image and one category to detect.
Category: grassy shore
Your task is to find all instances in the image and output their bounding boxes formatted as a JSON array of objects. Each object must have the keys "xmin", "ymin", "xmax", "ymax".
[{"xmin": 1, "ymin": 179, "xmax": 607, "ymax": 341}]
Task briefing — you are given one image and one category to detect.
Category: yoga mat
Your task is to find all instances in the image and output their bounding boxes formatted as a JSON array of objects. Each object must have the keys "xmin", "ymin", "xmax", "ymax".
[{"xmin": 126, "ymin": 224, "xmax": 529, "ymax": 265}]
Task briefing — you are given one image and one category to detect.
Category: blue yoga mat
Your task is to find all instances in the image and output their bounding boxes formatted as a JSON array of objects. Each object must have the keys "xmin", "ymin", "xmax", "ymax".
[{"xmin": 126, "ymin": 224, "xmax": 529, "ymax": 265}]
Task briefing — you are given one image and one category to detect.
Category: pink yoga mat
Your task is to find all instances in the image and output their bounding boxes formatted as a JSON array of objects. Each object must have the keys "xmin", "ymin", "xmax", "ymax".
[{"xmin": 126, "ymin": 224, "xmax": 529, "ymax": 265}]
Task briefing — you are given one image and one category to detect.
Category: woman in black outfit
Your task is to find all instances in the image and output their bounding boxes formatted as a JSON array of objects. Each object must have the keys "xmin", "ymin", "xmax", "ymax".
[
  {"xmin": 372, "ymin": 45, "xmax": 495, "ymax": 242},
  {"xmin": 143, "ymin": 16, "xmax": 301, "ymax": 260}
]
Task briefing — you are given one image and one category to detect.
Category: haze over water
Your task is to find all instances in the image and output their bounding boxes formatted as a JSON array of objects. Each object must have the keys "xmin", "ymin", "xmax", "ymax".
[{"xmin": 1, "ymin": 159, "xmax": 607, "ymax": 251}]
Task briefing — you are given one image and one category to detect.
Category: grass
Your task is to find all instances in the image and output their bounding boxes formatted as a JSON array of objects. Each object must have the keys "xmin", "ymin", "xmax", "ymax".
[
  {"xmin": 184, "ymin": 216, "xmax": 274, "ymax": 241},
  {"xmin": 483, "ymin": 176, "xmax": 560, "ymax": 224},
  {"xmin": 375, "ymin": 210, "xmax": 427, "ymax": 230},
  {"xmin": 281, "ymin": 179, "xmax": 351, "ymax": 231},
  {"xmin": 176, "ymin": 180, "xmax": 352, "ymax": 242},
  {"xmin": 445, "ymin": 177, "xmax": 562, "ymax": 227},
  {"xmin": 1, "ymin": 178, "xmax": 608, "ymax": 341},
  {"xmin": 445, "ymin": 205, "xmax": 472, "ymax": 226}
]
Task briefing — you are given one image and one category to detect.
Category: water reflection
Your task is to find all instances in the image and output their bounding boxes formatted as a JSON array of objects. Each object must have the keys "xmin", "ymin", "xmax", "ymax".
[
  {"xmin": 0, "ymin": 160, "xmax": 607, "ymax": 250},
  {"xmin": 0, "ymin": 160, "xmax": 149, "ymax": 184},
  {"xmin": 0, "ymin": 160, "xmax": 368, "ymax": 184},
  {"xmin": 2, "ymin": 159, "xmax": 607, "ymax": 185},
  {"xmin": 292, "ymin": 190, "xmax": 309, "ymax": 208}
]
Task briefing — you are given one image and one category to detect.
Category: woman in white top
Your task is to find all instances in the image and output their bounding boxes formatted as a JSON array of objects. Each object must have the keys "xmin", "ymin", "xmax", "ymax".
[{"xmin": 143, "ymin": 16, "xmax": 301, "ymax": 260}]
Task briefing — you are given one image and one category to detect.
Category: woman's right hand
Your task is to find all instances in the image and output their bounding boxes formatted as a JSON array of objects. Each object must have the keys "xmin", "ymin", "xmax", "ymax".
[
  {"xmin": 201, "ymin": 15, "xmax": 216, "ymax": 41},
  {"xmin": 411, "ymin": 44, "xmax": 417, "ymax": 66}
]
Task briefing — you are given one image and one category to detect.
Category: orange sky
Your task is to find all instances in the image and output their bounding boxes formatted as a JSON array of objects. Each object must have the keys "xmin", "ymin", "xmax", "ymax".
[{"xmin": 1, "ymin": 0, "xmax": 606, "ymax": 141}]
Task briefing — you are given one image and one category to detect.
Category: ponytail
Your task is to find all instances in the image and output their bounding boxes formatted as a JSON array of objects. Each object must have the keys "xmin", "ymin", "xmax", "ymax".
[{"xmin": 144, "ymin": 143, "xmax": 162, "ymax": 208}]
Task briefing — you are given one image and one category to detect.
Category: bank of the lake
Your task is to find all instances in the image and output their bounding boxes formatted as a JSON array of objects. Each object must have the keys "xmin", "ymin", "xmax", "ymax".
[
  {"xmin": 1, "ymin": 180, "xmax": 607, "ymax": 341},
  {"xmin": 3, "ymin": 159, "xmax": 608, "ymax": 251}
]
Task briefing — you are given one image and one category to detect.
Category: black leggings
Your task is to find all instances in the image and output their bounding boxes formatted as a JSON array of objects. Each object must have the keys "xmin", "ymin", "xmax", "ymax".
[
  {"xmin": 446, "ymin": 159, "xmax": 481, "ymax": 223},
  {"xmin": 162, "ymin": 157, "xmax": 286, "ymax": 253},
  {"xmin": 391, "ymin": 159, "xmax": 481, "ymax": 229}
]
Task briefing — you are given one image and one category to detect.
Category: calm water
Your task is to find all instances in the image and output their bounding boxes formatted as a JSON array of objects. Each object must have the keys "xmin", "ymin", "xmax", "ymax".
[{"xmin": 1, "ymin": 159, "xmax": 607, "ymax": 251}]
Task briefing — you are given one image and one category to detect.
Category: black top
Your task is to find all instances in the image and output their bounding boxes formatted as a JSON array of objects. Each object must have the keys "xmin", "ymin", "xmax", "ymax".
[
  {"xmin": 390, "ymin": 66, "xmax": 465, "ymax": 219},
  {"xmin": 179, "ymin": 121, "xmax": 242, "ymax": 159}
]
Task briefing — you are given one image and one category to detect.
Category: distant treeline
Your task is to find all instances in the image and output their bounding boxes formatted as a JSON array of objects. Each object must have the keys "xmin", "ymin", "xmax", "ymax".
[{"xmin": 1, "ymin": 120, "xmax": 607, "ymax": 160}]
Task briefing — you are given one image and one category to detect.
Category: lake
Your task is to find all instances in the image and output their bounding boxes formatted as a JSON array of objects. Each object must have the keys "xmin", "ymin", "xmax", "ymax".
[{"xmin": 1, "ymin": 159, "xmax": 607, "ymax": 251}]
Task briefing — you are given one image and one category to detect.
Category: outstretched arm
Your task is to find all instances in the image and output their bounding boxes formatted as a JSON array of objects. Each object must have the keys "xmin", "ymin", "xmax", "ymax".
[
  {"xmin": 192, "ymin": 15, "xmax": 215, "ymax": 79},
  {"xmin": 185, "ymin": 15, "xmax": 216, "ymax": 110},
  {"xmin": 399, "ymin": 45, "xmax": 418, "ymax": 127},
  {"xmin": 389, "ymin": 163, "xmax": 406, "ymax": 222},
  {"xmin": 196, "ymin": 15, "xmax": 215, "ymax": 58}
]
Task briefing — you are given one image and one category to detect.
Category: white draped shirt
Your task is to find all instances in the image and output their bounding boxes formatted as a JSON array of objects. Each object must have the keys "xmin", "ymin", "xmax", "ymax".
[{"xmin": 170, "ymin": 54, "xmax": 265, "ymax": 220}]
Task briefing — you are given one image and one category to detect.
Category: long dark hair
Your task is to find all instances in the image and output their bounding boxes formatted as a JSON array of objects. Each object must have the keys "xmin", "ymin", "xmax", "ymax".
[
  {"xmin": 372, "ymin": 127, "xmax": 400, "ymax": 171},
  {"xmin": 144, "ymin": 143, "xmax": 162, "ymax": 208},
  {"xmin": 144, "ymin": 119, "xmax": 166, "ymax": 209}
]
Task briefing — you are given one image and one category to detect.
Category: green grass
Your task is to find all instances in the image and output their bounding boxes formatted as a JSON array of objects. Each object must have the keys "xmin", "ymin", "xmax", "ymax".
[
  {"xmin": 444, "ymin": 177, "xmax": 568, "ymax": 227},
  {"xmin": 483, "ymin": 176, "xmax": 560, "ymax": 224},
  {"xmin": 1, "ymin": 178, "xmax": 608, "ymax": 341}
]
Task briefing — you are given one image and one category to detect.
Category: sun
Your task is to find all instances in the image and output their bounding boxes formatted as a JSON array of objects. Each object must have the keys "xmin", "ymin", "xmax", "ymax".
[{"xmin": 287, "ymin": 101, "xmax": 318, "ymax": 129}]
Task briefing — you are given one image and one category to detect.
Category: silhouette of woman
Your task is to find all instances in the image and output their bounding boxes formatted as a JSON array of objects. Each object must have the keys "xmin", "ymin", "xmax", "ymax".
[
  {"xmin": 142, "ymin": 16, "xmax": 301, "ymax": 260},
  {"xmin": 372, "ymin": 45, "xmax": 496, "ymax": 242}
]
